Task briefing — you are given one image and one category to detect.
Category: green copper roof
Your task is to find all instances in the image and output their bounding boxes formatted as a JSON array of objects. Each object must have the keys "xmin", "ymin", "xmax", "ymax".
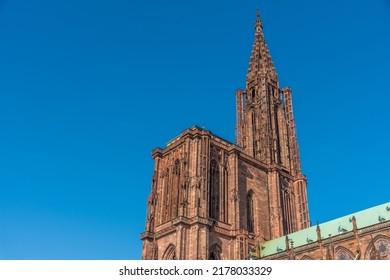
[{"xmin": 259, "ymin": 202, "xmax": 390, "ymax": 257}]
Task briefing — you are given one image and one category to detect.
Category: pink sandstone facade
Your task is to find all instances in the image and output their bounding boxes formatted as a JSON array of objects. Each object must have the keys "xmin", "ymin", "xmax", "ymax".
[{"xmin": 140, "ymin": 11, "xmax": 390, "ymax": 260}]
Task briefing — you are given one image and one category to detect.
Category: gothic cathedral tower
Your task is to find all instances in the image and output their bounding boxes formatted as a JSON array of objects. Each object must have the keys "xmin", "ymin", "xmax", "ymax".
[{"xmin": 140, "ymin": 11, "xmax": 310, "ymax": 260}]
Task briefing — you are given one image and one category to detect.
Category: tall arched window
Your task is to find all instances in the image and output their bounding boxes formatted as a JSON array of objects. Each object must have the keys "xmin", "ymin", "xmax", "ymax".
[
  {"xmin": 247, "ymin": 191, "xmax": 255, "ymax": 233},
  {"xmin": 251, "ymin": 111, "xmax": 256, "ymax": 158},
  {"xmin": 171, "ymin": 159, "xmax": 181, "ymax": 219},
  {"xmin": 162, "ymin": 168, "xmax": 170, "ymax": 223},
  {"xmin": 209, "ymin": 160, "xmax": 219, "ymax": 220}
]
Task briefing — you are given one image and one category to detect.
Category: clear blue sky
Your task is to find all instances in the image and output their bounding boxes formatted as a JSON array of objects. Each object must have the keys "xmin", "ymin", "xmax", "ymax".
[{"xmin": 0, "ymin": 0, "xmax": 389, "ymax": 260}]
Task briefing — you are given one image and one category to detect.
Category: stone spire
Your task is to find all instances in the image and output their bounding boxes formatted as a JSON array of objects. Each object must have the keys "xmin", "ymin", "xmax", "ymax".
[
  {"xmin": 236, "ymin": 11, "xmax": 310, "ymax": 236},
  {"xmin": 246, "ymin": 10, "xmax": 277, "ymax": 88},
  {"xmin": 255, "ymin": 9, "xmax": 262, "ymax": 31},
  {"xmin": 236, "ymin": 11, "xmax": 280, "ymax": 163}
]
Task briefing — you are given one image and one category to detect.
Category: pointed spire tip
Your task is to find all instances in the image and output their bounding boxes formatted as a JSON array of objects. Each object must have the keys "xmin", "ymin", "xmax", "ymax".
[{"xmin": 255, "ymin": 9, "xmax": 262, "ymax": 31}]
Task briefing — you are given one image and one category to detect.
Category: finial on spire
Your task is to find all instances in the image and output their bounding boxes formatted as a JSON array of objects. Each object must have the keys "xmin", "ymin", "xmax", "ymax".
[{"xmin": 255, "ymin": 9, "xmax": 263, "ymax": 32}]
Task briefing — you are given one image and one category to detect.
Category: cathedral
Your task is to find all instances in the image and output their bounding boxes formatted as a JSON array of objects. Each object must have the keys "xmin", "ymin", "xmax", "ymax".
[{"xmin": 140, "ymin": 12, "xmax": 390, "ymax": 260}]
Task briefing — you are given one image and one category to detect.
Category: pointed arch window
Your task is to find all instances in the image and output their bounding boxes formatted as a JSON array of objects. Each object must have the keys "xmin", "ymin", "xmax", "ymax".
[
  {"xmin": 162, "ymin": 244, "xmax": 176, "ymax": 260},
  {"xmin": 247, "ymin": 191, "xmax": 255, "ymax": 233},
  {"xmin": 209, "ymin": 244, "xmax": 222, "ymax": 260},
  {"xmin": 365, "ymin": 235, "xmax": 390, "ymax": 260},
  {"xmin": 171, "ymin": 159, "xmax": 181, "ymax": 219},
  {"xmin": 335, "ymin": 246, "xmax": 354, "ymax": 260},
  {"xmin": 251, "ymin": 111, "xmax": 257, "ymax": 158},
  {"xmin": 162, "ymin": 167, "xmax": 170, "ymax": 223},
  {"xmin": 209, "ymin": 159, "xmax": 219, "ymax": 220}
]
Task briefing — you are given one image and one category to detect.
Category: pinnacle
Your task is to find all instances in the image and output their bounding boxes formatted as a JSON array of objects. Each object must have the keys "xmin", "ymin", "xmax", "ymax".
[{"xmin": 255, "ymin": 9, "xmax": 263, "ymax": 31}]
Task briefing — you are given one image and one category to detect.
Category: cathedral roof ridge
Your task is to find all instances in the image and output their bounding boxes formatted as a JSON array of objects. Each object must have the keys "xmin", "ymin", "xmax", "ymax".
[{"xmin": 164, "ymin": 125, "xmax": 234, "ymax": 147}]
